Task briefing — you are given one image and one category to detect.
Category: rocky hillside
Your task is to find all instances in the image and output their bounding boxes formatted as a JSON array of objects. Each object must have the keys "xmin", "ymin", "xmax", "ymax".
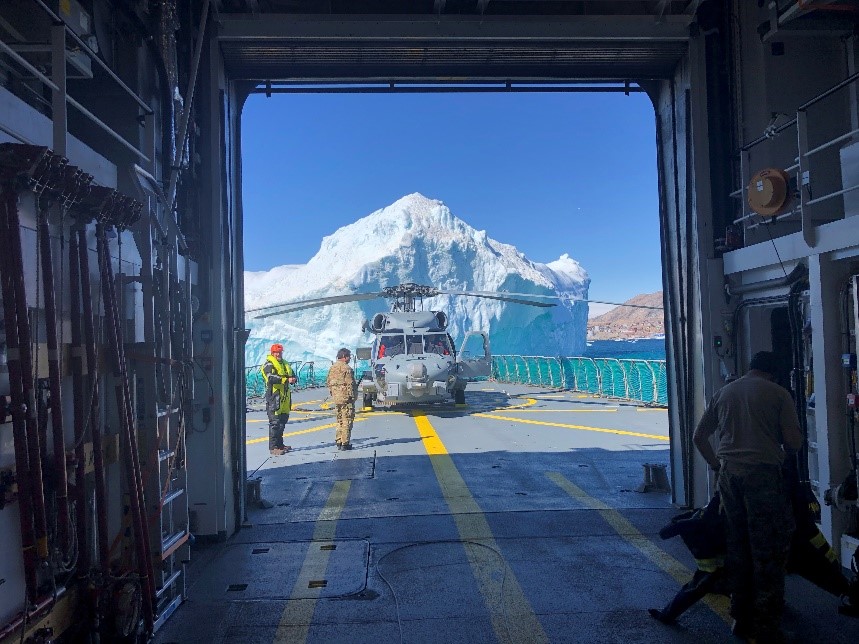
[{"xmin": 587, "ymin": 292, "xmax": 664, "ymax": 340}]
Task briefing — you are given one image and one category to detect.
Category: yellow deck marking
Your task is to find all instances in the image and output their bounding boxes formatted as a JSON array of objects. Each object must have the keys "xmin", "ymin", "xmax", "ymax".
[
  {"xmin": 413, "ymin": 412, "xmax": 548, "ymax": 644},
  {"xmin": 545, "ymin": 472, "xmax": 731, "ymax": 624},
  {"xmin": 274, "ymin": 480, "xmax": 351, "ymax": 643},
  {"xmin": 636, "ymin": 408, "xmax": 668, "ymax": 412},
  {"xmin": 474, "ymin": 413, "xmax": 669, "ymax": 441},
  {"xmin": 502, "ymin": 397, "xmax": 538, "ymax": 410},
  {"xmin": 246, "ymin": 418, "xmax": 367, "ymax": 445},
  {"xmin": 496, "ymin": 408, "xmax": 618, "ymax": 413}
]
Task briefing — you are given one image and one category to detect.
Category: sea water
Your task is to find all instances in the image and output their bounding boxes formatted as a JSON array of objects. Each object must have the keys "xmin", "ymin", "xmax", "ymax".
[{"xmin": 585, "ymin": 338, "xmax": 667, "ymax": 361}]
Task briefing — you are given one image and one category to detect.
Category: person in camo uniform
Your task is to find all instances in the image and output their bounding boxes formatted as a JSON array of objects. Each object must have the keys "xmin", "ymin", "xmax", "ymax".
[
  {"xmin": 326, "ymin": 347, "xmax": 356, "ymax": 451},
  {"xmin": 693, "ymin": 351, "xmax": 803, "ymax": 643}
]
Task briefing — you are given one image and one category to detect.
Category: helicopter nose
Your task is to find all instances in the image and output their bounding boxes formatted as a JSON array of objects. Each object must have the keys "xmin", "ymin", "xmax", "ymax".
[{"xmin": 408, "ymin": 362, "xmax": 428, "ymax": 380}]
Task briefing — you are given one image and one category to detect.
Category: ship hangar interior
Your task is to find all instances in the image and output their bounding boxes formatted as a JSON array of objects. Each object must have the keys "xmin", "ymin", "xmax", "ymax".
[{"xmin": 1, "ymin": 0, "xmax": 859, "ymax": 642}]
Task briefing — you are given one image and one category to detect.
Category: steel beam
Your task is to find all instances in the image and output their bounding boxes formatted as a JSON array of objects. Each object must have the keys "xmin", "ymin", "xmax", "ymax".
[{"xmin": 218, "ymin": 14, "xmax": 692, "ymax": 42}]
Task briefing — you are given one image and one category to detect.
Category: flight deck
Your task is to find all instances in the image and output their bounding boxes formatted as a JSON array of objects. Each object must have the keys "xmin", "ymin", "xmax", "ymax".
[{"xmin": 154, "ymin": 385, "xmax": 858, "ymax": 644}]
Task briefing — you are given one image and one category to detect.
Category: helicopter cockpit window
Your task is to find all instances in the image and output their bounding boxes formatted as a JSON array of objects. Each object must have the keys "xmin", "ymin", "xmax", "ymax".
[
  {"xmin": 424, "ymin": 333, "xmax": 452, "ymax": 356},
  {"xmin": 406, "ymin": 334, "xmax": 423, "ymax": 355},
  {"xmin": 378, "ymin": 334, "xmax": 404, "ymax": 358}
]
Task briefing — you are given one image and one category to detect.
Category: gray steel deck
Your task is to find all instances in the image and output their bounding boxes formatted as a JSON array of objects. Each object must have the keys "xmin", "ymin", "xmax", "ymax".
[{"xmin": 154, "ymin": 384, "xmax": 858, "ymax": 643}]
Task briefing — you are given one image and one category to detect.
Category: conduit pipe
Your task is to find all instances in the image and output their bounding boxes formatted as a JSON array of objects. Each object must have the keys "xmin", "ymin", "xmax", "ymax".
[
  {"xmin": 67, "ymin": 229, "xmax": 90, "ymax": 576},
  {"xmin": 726, "ymin": 263, "xmax": 808, "ymax": 296},
  {"xmin": 77, "ymin": 226, "xmax": 109, "ymax": 568},
  {"xmin": 95, "ymin": 224, "xmax": 155, "ymax": 632},
  {"xmin": 0, "ymin": 186, "xmax": 39, "ymax": 601},
  {"xmin": 0, "ymin": 591, "xmax": 59, "ymax": 641},
  {"xmin": 5, "ymin": 185, "xmax": 50, "ymax": 563},
  {"xmin": 167, "ymin": 0, "xmax": 211, "ymax": 210},
  {"xmin": 37, "ymin": 203, "xmax": 71, "ymax": 557}
]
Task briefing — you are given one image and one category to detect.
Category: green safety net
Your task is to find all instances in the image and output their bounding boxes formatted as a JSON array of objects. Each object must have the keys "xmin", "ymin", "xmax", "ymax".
[
  {"xmin": 245, "ymin": 356, "xmax": 668, "ymax": 406},
  {"xmin": 490, "ymin": 355, "xmax": 668, "ymax": 406}
]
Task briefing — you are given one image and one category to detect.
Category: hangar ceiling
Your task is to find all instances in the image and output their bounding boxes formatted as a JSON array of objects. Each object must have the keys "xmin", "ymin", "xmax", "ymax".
[{"xmin": 216, "ymin": 2, "xmax": 697, "ymax": 83}]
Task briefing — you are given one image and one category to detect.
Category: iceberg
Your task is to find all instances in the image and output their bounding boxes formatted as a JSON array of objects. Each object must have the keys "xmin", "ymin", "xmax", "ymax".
[{"xmin": 244, "ymin": 193, "xmax": 590, "ymax": 367}]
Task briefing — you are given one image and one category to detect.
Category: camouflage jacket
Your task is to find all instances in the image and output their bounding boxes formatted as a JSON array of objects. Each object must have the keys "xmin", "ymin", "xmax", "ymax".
[{"xmin": 326, "ymin": 360, "xmax": 356, "ymax": 404}]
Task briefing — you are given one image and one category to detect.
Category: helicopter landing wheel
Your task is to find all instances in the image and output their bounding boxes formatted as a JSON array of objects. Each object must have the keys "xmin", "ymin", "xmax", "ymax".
[{"xmin": 454, "ymin": 389, "xmax": 466, "ymax": 405}]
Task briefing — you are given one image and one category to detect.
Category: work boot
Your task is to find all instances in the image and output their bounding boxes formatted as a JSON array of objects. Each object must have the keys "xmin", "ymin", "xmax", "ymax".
[
  {"xmin": 341, "ymin": 443, "xmax": 352, "ymax": 450},
  {"xmin": 270, "ymin": 445, "xmax": 291, "ymax": 456}
]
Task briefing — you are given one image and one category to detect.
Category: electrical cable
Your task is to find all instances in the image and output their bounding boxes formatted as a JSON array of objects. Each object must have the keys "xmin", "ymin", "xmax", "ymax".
[
  {"xmin": 376, "ymin": 540, "xmax": 519, "ymax": 644},
  {"xmin": 761, "ymin": 217, "xmax": 789, "ymax": 278}
]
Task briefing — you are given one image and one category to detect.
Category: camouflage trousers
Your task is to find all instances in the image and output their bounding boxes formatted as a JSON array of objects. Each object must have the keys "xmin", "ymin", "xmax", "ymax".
[
  {"xmin": 718, "ymin": 461, "xmax": 794, "ymax": 642},
  {"xmin": 335, "ymin": 402, "xmax": 355, "ymax": 445}
]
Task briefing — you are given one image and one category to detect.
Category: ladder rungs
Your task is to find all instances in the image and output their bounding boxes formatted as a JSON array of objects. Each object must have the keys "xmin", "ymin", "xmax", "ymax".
[
  {"xmin": 161, "ymin": 530, "xmax": 189, "ymax": 559},
  {"xmin": 155, "ymin": 569, "xmax": 183, "ymax": 598},
  {"xmin": 162, "ymin": 488, "xmax": 185, "ymax": 506}
]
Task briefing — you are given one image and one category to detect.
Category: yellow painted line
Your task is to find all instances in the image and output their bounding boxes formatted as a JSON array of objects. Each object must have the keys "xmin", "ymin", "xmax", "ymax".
[
  {"xmin": 545, "ymin": 472, "xmax": 731, "ymax": 624},
  {"xmin": 412, "ymin": 412, "xmax": 548, "ymax": 644},
  {"xmin": 495, "ymin": 409, "xmax": 618, "ymax": 413},
  {"xmin": 474, "ymin": 414, "xmax": 668, "ymax": 442},
  {"xmin": 274, "ymin": 480, "xmax": 351, "ymax": 642},
  {"xmin": 501, "ymin": 397, "xmax": 538, "ymax": 410},
  {"xmin": 245, "ymin": 418, "xmax": 367, "ymax": 445},
  {"xmin": 636, "ymin": 408, "xmax": 668, "ymax": 412}
]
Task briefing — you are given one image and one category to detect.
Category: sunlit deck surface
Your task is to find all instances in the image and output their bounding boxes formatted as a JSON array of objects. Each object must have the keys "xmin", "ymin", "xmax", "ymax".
[{"xmin": 155, "ymin": 384, "xmax": 858, "ymax": 643}]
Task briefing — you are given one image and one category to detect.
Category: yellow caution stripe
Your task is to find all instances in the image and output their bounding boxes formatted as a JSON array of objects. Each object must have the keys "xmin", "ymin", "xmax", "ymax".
[
  {"xmin": 246, "ymin": 418, "xmax": 367, "ymax": 445},
  {"xmin": 546, "ymin": 472, "xmax": 731, "ymax": 624},
  {"xmin": 474, "ymin": 413, "xmax": 669, "ymax": 441},
  {"xmin": 274, "ymin": 480, "xmax": 351, "ymax": 642},
  {"xmin": 413, "ymin": 412, "xmax": 548, "ymax": 644}
]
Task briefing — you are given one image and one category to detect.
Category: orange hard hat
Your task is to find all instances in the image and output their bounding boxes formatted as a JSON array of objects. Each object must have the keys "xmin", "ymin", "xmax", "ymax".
[{"xmin": 270, "ymin": 343, "xmax": 284, "ymax": 354}]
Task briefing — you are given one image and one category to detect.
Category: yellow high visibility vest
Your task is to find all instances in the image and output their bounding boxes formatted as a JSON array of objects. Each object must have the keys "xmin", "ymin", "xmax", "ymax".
[{"xmin": 262, "ymin": 355, "xmax": 294, "ymax": 415}]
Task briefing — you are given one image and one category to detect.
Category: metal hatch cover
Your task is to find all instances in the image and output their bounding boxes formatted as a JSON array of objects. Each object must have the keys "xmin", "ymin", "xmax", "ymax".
[{"xmin": 191, "ymin": 540, "xmax": 370, "ymax": 601}]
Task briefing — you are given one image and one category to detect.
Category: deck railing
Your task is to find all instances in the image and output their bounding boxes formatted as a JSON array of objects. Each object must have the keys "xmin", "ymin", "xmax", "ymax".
[
  {"xmin": 245, "ymin": 355, "xmax": 668, "ymax": 406},
  {"xmin": 491, "ymin": 355, "xmax": 668, "ymax": 406},
  {"xmin": 245, "ymin": 360, "xmax": 333, "ymax": 399}
]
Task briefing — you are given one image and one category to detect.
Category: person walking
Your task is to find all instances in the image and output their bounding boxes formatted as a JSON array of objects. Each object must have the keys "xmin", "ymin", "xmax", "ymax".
[
  {"xmin": 326, "ymin": 348, "xmax": 356, "ymax": 450},
  {"xmin": 693, "ymin": 350, "xmax": 804, "ymax": 643},
  {"xmin": 261, "ymin": 343, "xmax": 296, "ymax": 456},
  {"xmin": 649, "ymin": 492, "xmax": 728, "ymax": 625}
]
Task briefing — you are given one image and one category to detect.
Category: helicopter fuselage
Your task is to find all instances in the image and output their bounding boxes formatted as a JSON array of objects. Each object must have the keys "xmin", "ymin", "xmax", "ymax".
[{"xmin": 357, "ymin": 310, "xmax": 489, "ymax": 407}]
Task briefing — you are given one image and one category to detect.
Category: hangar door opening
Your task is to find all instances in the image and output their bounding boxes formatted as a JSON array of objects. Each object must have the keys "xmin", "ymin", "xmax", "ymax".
[{"xmin": 238, "ymin": 87, "xmax": 670, "ymax": 508}]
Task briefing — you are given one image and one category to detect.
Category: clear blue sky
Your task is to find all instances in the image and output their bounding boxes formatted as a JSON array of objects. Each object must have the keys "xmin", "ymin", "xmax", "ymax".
[{"xmin": 241, "ymin": 91, "xmax": 662, "ymax": 307}]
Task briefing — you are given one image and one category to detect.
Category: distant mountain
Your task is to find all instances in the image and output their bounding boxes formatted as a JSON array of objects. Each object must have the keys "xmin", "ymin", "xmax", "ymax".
[
  {"xmin": 587, "ymin": 292, "xmax": 664, "ymax": 340},
  {"xmin": 244, "ymin": 193, "xmax": 590, "ymax": 365}
]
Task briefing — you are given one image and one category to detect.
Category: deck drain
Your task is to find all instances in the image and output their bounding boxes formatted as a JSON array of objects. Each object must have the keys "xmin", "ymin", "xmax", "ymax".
[
  {"xmin": 227, "ymin": 584, "xmax": 248, "ymax": 592},
  {"xmin": 387, "ymin": 497, "xmax": 400, "ymax": 501},
  {"xmin": 386, "ymin": 469, "xmax": 397, "ymax": 473},
  {"xmin": 252, "ymin": 548, "xmax": 270, "ymax": 554},
  {"xmin": 320, "ymin": 544, "xmax": 336, "ymax": 551},
  {"xmin": 308, "ymin": 580, "xmax": 328, "ymax": 589},
  {"xmin": 515, "ymin": 492, "xmax": 528, "ymax": 496}
]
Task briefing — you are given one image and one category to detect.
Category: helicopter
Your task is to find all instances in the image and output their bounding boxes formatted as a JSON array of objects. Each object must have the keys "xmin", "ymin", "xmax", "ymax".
[{"xmin": 245, "ymin": 283, "xmax": 557, "ymax": 407}]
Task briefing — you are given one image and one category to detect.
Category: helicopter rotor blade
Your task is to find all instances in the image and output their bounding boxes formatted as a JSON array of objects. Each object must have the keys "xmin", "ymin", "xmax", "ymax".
[
  {"xmin": 248, "ymin": 292, "xmax": 383, "ymax": 319},
  {"xmin": 449, "ymin": 290, "xmax": 662, "ymax": 311},
  {"xmin": 438, "ymin": 290, "xmax": 556, "ymax": 308},
  {"xmin": 245, "ymin": 292, "xmax": 378, "ymax": 314}
]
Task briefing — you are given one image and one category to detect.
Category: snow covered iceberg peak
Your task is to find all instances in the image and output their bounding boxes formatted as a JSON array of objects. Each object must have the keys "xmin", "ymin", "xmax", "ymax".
[{"xmin": 244, "ymin": 193, "xmax": 590, "ymax": 366}]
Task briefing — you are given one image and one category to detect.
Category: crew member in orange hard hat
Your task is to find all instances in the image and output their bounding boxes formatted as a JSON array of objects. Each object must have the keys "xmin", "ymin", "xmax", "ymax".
[{"xmin": 261, "ymin": 343, "xmax": 297, "ymax": 456}]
